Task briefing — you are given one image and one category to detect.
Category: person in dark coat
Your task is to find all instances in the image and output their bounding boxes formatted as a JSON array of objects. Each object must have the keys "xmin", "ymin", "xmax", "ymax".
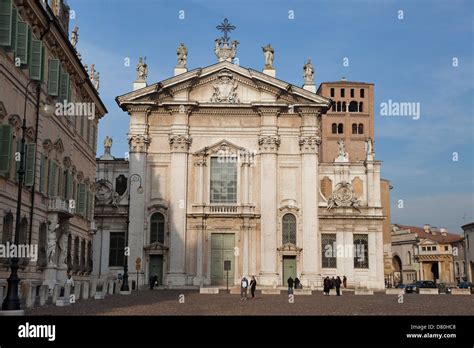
[
  {"xmin": 335, "ymin": 276, "xmax": 342, "ymax": 296},
  {"xmin": 294, "ymin": 277, "xmax": 301, "ymax": 289},
  {"xmin": 330, "ymin": 276, "xmax": 336, "ymax": 289},
  {"xmin": 323, "ymin": 276, "xmax": 330, "ymax": 295},
  {"xmin": 287, "ymin": 277, "xmax": 294, "ymax": 294},
  {"xmin": 343, "ymin": 275, "xmax": 347, "ymax": 289},
  {"xmin": 249, "ymin": 276, "xmax": 257, "ymax": 299}
]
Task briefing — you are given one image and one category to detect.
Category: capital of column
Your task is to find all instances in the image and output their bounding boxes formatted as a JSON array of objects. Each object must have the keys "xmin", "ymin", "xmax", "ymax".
[
  {"xmin": 258, "ymin": 135, "xmax": 280, "ymax": 153},
  {"xmin": 128, "ymin": 134, "xmax": 151, "ymax": 153},
  {"xmin": 298, "ymin": 135, "xmax": 321, "ymax": 153},
  {"xmin": 169, "ymin": 134, "xmax": 192, "ymax": 152},
  {"xmin": 193, "ymin": 152, "xmax": 208, "ymax": 166}
]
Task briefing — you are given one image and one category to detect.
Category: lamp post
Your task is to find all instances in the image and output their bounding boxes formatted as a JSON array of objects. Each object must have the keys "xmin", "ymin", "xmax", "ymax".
[{"xmin": 120, "ymin": 173, "xmax": 143, "ymax": 294}]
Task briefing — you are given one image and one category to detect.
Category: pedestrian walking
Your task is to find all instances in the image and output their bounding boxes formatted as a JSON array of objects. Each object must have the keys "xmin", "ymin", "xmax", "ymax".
[
  {"xmin": 287, "ymin": 277, "xmax": 294, "ymax": 294},
  {"xmin": 249, "ymin": 276, "xmax": 257, "ymax": 299},
  {"xmin": 335, "ymin": 276, "xmax": 342, "ymax": 296},
  {"xmin": 240, "ymin": 276, "xmax": 249, "ymax": 300},
  {"xmin": 343, "ymin": 275, "xmax": 347, "ymax": 289}
]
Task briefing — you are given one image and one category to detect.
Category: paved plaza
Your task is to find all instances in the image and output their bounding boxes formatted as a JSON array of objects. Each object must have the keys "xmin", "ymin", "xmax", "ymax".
[{"xmin": 25, "ymin": 290, "xmax": 474, "ymax": 316}]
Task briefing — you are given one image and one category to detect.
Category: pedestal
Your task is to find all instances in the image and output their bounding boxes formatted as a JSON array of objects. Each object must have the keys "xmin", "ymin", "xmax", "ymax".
[
  {"xmin": 303, "ymin": 84, "xmax": 316, "ymax": 93},
  {"xmin": 262, "ymin": 68, "xmax": 276, "ymax": 77},
  {"xmin": 174, "ymin": 67, "xmax": 187, "ymax": 76},
  {"xmin": 133, "ymin": 81, "xmax": 147, "ymax": 91}
]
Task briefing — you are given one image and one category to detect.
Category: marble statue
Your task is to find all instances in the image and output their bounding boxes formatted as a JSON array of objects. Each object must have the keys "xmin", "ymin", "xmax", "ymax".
[
  {"xmin": 47, "ymin": 221, "xmax": 60, "ymax": 266},
  {"xmin": 71, "ymin": 26, "xmax": 78, "ymax": 49},
  {"xmin": 177, "ymin": 43, "xmax": 188, "ymax": 67},
  {"xmin": 337, "ymin": 138, "xmax": 346, "ymax": 157},
  {"xmin": 365, "ymin": 137, "xmax": 373, "ymax": 155},
  {"xmin": 104, "ymin": 136, "xmax": 113, "ymax": 153},
  {"xmin": 303, "ymin": 58, "xmax": 314, "ymax": 84},
  {"xmin": 262, "ymin": 44, "xmax": 274, "ymax": 68},
  {"xmin": 136, "ymin": 57, "xmax": 148, "ymax": 82}
]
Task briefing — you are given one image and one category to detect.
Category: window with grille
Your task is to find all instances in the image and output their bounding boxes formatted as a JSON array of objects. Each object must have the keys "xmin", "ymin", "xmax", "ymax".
[
  {"xmin": 282, "ymin": 214, "xmax": 296, "ymax": 244},
  {"xmin": 109, "ymin": 232, "xmax": 125, "ymax": 267},
  {"xmin": 353, "ymin": 234, "xmax": 369, "ymax": 268},
  {"xmin": 210, "ymin": 157, "xmax": 237, "ymax": 203},
  {"xmin": 322, "ymin": 234, "xmax": 337, "ymax": 268},
  {"xmin": 150, "ymin": 213, "xmax": 165, "ymax": 244}
]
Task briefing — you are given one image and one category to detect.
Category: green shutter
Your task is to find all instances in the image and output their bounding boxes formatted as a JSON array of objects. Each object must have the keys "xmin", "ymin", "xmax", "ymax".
[
  {"xmin": 15, "ymin": 20, "xmax": 28, "ymax": 64},
  {"xmin": 24, "ymin": 143, "xmax": 35, "ymax": 186},
  {"xmin": 29, "ymin": 39, "xmax": 43, "ymax": 81},
  {"xmin": 47, "ymin": 59, "xmax": 60, "ymax": 96},
  {"xmin": 39, "ymin": 153, "xmax": 46, "ymax": 193},
  {"xmin": 65, "ymin": 171, "xmax": 72, "ymax": 200},
  {"xmin": 0, "ymin": 0, "xmax": 12, "ymax": 46},
  {"xmin": 48, "ymin": 160, "xmax": 57, "ymax": 196},
  {"xmin": 78, "ymin": 183, "xmax": 86, "ymax": 216},
  {"xmin": 0, "ymin": 124, "xmax": 12, "ymax": 174},
  {"xmin": 9, "ymin": 6, "xmax": 16, "ymax": 51},
  {"xmin": 57, "ymin": 167, "xmax": 63, "ymax": 198},
  {"xmin": 59, "ymin": 67, "xmax": 69, "ymax": 103}
]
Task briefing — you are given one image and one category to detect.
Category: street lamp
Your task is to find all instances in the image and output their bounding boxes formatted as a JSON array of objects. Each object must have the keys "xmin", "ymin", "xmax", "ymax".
[{"xmin": 120, "ymin": 173, "xmax": 143, "ymax": 294}]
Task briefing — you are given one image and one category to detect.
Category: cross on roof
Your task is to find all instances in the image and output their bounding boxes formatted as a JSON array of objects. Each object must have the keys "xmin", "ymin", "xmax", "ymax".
[{"xmin": 216, "ymin": 18, "xmax": 236, "ymax": 44}]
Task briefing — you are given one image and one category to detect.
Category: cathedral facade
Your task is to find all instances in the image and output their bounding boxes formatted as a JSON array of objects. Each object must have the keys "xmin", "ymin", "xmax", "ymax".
[{"xmin": 96, "ymin": 30, "xmax": 390, "ymax": 290}]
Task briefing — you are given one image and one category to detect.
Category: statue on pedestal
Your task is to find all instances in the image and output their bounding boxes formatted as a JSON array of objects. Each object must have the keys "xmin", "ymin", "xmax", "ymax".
[
  {"xmin": 303, "ymin": 58, "xmax": 314, "ymax": 84},
  {"xmin": 136, "ymin": 57, "xmax": 148, "ymax": 82},
  {"xmin": 47, "ymin": 221, "xmax": 60, "ymax": 266},
  {"xmin": 177, "ymin": 43, "xmax": 188, "ymax": 68},
  {"xmin": 104, "ymin": 136, "xmax": 113, "ymax": 154},
  {"xmin": 262, "ymin": 44, "xmax": 274, "ymax": 69},
  {"xmin": 71, "ymin": 26, "xmax": 78, "ymax": 49}
]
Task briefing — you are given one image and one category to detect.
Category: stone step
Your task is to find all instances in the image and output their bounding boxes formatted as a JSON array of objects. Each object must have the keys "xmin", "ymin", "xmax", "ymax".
[
  {"xmin": 385, "ymin": 288, "xmax": 404, "ymax": 295},
  {"xmin": 451, "ymin": 288, "xmax": 471, "ymax": 295},
  {"xmin": 199, "ymin": 287, "xmax": 219, "ymax": 294},
  {"xmin": 419, "ymin": 288, "xmax": 439, "ymax": 295}
]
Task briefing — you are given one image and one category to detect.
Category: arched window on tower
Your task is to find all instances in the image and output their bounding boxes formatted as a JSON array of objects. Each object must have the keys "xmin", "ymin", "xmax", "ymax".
[
  {"xmin": 359, "ymin": 102, "xmax": 363, "ymax": 112},
  {"xmin": 349, "ymin": 101, "xmax": 358, "ymax": 112},
  {"xmin": 331, "ymin": 101, "xmax": 336, "ymax": 112},
  {"xmin": 337, "ymin": 123, "xmax": 344, "ymax": 134},
  {"xmin": 332, "ymin": 123, "xmax": 337, "ymax": 134},
  {"xmin": 352, "ymin": 123, "xmax": 358, "ymax": 134},
  {"xmin": 282, "ymin": 213, "xmax": 296, "ymax": 245},
  {"xmin": 342, "ymin": 102, "xmax": 346, "ymax": 112},
  {"xmin": 336, "ymin": 101, "xmax": 341, "ymax": 112},
  {"xmin": 150, "ymin": 213, "xmax": 165, "ymax": 244},
  {"xmin": 358, "ymin": 124, "xmax": 364, "ymax": 134}
]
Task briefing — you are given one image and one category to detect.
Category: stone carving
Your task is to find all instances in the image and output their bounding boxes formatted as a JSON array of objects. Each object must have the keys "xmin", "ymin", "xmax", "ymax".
[
  {"xmin": 136, "ymin": 57, "xmax": 148, "ymax": 82},
  {"xmin": 214, "ymin": 38, "xmax": 239, "ymax": 62},
  {"xmin": 169, "ymin": 134, "xmax": 192, "ymax": 152},
  {"xmin": 47, "ymin": 221, "xmax": 60, "ymax": 266},
  {"xmin": 303, "ymin": 58, "xmax": 314, "ymax": 84},
  {"xmin": 298, "ymin": 135, "xmax": 321, "ymax": 151},
  {"xmin": 176, "ymin": 43, "xmax": 188, "ymax": 68},
  {"xmin": 128, "ymin": 134, "xmax": 151, "ymax": 152},
  {"xmin": 71, "ymin": 26, "xmax": 78, "ymax": 49},
  {"xmin": 89, "ymin": 64, "xmax": 100, "ymax": 91},
  {"xmin": 365, "ymin": 137, "xmax": 373, "ymax": 154},
  {"xmin": 111, "ymin": 192, "xmax": 120, "ymax": 207},
  {"xmin": 58, "ymin": 230, "xmax": 68, "ymax": 267},
  {"xmin": 335, "ymin": 138, "xmax": 349, "ymax": 162},
  {"xmin": 95, "ymin": 179, "xmax": 114, "ymax": 204},
  {"xmin": 104, "ymin": 136, "xmax": 113, "ymax": 153},
  {"xmin": 258, "ymin": 135, "xmax": 281, "ymax": 152},
  {"xmin": 262, "ymin": 44, "xmax": 274, "ymax": 69},
  {"xmin": 327, "ymin": 181, "xmax": 361, "ymax": 212},
  {"xmin": 210, "ymin": 70, "xmax": 239, "ymax": 103}
]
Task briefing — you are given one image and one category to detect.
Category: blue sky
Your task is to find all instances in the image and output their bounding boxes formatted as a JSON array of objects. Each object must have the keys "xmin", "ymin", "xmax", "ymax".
[{"xmin": 68, "ymin": 0, "xmax": 473, "ymax": 233}]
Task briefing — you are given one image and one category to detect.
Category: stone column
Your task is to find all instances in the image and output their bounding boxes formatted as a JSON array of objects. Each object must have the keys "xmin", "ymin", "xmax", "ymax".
[
  {"xmin": 258, "ymin": 133, "xmax": 280, "ymax": 286},
  {"xmin": 299, "ymin": 134, "xmax": 321, "ymax": 285},
  {"xmin": 193, "ymin": 220, "xmax": 205, "ymax": 286},
  {"xmin": 167, "ymin": 133, "xmax": 191, "ymax": 286},
  {"xmin": 127, "ymin": 106, "xmax": 151, "ymax": 290},
  {"xmin": 193, "ymin": 154, "xmax": 207, "ymax": 205}
]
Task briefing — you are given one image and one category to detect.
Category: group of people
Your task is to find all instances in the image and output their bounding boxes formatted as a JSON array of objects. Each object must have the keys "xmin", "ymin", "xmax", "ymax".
[
  {"xmin": 240, "ymin": 276, "xmax": 257, "ymax": 300},
  {"xmin": 323, "ymin": 276, "xmax": 347, "ymax": 296},
  {"xmin": 286, "ymin": 276, "xmax": 303, "ymax": 294}
]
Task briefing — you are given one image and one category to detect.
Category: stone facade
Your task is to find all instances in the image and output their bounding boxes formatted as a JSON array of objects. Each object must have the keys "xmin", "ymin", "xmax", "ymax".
[
  {"xmin": 106, "ymin": 51, "xmax": 388, "ymax": 290},
  {"xmin": 461, "ymin": 222, "xmax": 474, "ymax": 282},
  {"xmin": 0, "ymin": 0, "xmax": 106, "ymax": 299}
]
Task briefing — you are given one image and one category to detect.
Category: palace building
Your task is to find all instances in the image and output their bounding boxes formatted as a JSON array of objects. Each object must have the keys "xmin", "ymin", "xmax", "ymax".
[{"xmin": 94, "ymin": 21, "xmax": 391, "ymax": 290}]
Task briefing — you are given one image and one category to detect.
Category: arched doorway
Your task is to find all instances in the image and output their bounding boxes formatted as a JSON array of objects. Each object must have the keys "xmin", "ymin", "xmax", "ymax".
[{"xmin": 392, "ymin": 255, "xmax": 403, "ymax": 286}]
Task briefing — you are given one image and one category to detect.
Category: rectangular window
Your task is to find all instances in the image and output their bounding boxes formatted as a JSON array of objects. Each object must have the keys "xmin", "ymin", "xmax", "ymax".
[
  {"xmin": 0, "ymin": 124, "xmax": 12, "ymax": 175},
  {"xmin": 0, "ymin": 0, "xmax": 13, "ymax": 46},
  {"xmin": 422, "ymin": 246, "xmax": 426, "ymax": 251},
  {"xmin": 29, "ymin": 38, "xmax": 43, "ymax": 81},
  {"xmin": 360, "ymin": 89, "xmax": 365, "ymax": 98},
  {"xmin": 321, "ymin": 234, "xmax": 337, "ymax": 268},
  {"xmin": 47, "ymin": 160, "xmax": 57, "ymax": 196},
  {"xmin": 58, "ymin": 66, "xmax": 70, "ymax": 103},
  {"xmin": 340, "ymin": 88, "xmax": 345, "ymax": 97},
  {"xmin": 350, "ymin": 88, "xmax": 354, "ymax": 98},
  {"xmin": 444, "ymin": 245, "xmax": 448, "ymax": 251},
  {"xmin": 432, "ymin": 246, "xmax": 436, "ymax": 251},
  {"xmin": 330, "ymin": 88, "xmax": 335, "ymax": 97},
  {"xmin": 353, "ymin": 234, "xmax": 369, "ymax": 268},
  {"xmin": 210, "ymin": 157, "xmax": 237, "ymax": 203},
  {"xmin": 15, "ymin": 19, "xmax": 28, "ymax": 65},
  {"xmin": 47, "ymin": 58, "xmax": 60, "ymax": 96},
  {"xmin": 77, "ymin": 183, "xmax": 86, "ymax": 216},
  {"xmin": 24, "ymin": 143, "xmax": 35, "ymax": 187},
  {"xmin": 109, "ymin": 232, "xmax": 125, "ymax": 267}
]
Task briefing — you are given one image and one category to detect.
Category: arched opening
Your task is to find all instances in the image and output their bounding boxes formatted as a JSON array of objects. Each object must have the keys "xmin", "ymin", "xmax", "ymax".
[
  {"xmin": 359, "ymin": 102, "xmax": 363, "ymax": 112},
  {"xmin": 331, "ymin": 123, "xmax": 337, "ymax": 134},
  {"xmin": 337, "ymin": 123, "xmax": 344, "ymax": 134},
  {"xmin": 349, "ymin": 101, "xmax": 358, "ymax": 112},
  {"xmin": 150, "ymin": 212, "xmax": 165, "ymax": 244},
  {"xmin": 336, "ymin": 101, "xmax": 341, "ymax": 112},
  {"xmin": 352, "ymin": 123, "xmax": 357, "ymax": 134},
  {"xmin": 2, "ymin": 213, "xmax": 13, "ymax": 244},
  {"xmin": 342, "ymin": 101, "xmax": 346, "ymax": 112},
  {"xmin": 282, "ymin": 213, "xmax": 296, "ymax": 245},
  {"xmin": 392, "ymin": 255, "xmax": 403, "ymax": 285},
  {"xmin": 358, "ymin": 123, "xmax": 364, "ymax": 134},
  {"xmin": 37, "ymin": 223, "xmax": 47, "ymax": 267}
]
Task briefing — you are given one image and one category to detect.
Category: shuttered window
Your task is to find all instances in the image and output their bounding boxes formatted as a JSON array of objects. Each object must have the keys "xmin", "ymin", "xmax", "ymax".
[
  {"xmin": 0, "ymin": 124, "xmax": 12, "ymax": 175},
  {"xmin": 29, "ymin": 39, "xmax": 43, "ymax": 81},
  {"xmin": 24, "ymin": 143, "xmax": 35, "ymax": 187},
  {"xmin": 77, "ymin": 183, "xmax": 86, "ymax": 216},
  {"xmin": 0, "ymin": 0, "xmax": 13, "ymax": 46},
  {"xmin": 15, "ymin": 20, "xmax": 28, "ymax": 64},
  {"xmin": 58, "ymin": 67, "xmax": 70, "ymax": 103},
  {"xmin": 47, "ymin": 59, "xmax": 60, "ymax": 96}
]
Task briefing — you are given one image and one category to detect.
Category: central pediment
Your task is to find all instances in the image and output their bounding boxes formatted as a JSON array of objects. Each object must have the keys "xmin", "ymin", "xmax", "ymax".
[{"xmin": 116, "ymin": 61, "xmax": 331, "ymax": 111}]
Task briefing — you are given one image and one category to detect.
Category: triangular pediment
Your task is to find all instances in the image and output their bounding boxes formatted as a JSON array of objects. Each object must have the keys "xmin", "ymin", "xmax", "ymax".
[
  {"xmin": 194, "ymin": 139, "xmax": 247, "ymax": 156},
  {"xmin": 117, "ymin": 61, "xmax": 331, "ymax": 109}
]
